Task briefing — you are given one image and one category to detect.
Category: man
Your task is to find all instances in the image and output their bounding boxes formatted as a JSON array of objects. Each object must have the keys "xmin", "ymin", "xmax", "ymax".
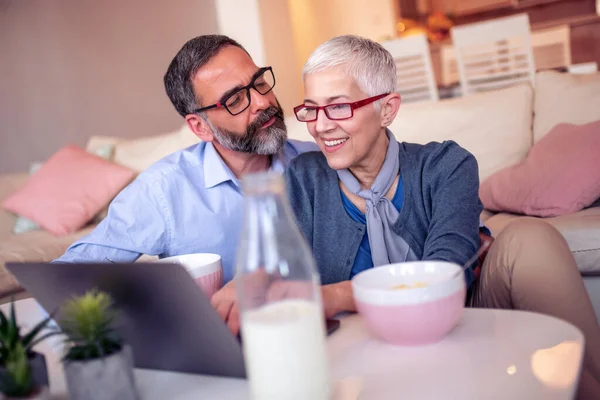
[{"xmin": 54, "ymin": 35, "xmax": 316, "ymax": 332}]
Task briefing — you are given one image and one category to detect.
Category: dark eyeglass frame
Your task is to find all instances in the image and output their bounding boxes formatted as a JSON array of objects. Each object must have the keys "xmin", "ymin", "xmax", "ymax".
[
  {"xmin": 192, "ymin": 66, "xmax": 276, "ymax": 116},
  {"xmin": 293, "ymin": 93, "xmax": 390, "ymax": 122}
]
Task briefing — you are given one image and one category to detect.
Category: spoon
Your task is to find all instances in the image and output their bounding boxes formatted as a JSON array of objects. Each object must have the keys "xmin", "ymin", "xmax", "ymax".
[{"xmin": 452, "ymin": 238, "xmax": 492, "ymax": 279}]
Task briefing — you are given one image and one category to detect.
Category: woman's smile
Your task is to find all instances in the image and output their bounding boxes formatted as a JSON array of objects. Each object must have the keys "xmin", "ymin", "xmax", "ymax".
[{"xmin": 322, "ymin": 137, "xmax": 349, "ymax": 153}]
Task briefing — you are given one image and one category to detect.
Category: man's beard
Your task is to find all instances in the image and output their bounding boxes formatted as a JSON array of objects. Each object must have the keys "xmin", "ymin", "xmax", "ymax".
[{"xmin": 207, "ymin": 106, "xmax": 287, "ymax": 155}]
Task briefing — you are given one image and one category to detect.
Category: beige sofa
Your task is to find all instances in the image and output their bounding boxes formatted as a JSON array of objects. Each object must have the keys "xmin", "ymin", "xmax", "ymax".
[{"xmin": 1, "ymin": 70, "xmax": 599, "ymax": 318}]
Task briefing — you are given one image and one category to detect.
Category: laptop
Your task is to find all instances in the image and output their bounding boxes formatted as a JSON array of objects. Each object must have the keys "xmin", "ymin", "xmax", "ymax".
[{"xmin": 6, "ymin": 261, "xmax": 247, "ymax": 379}]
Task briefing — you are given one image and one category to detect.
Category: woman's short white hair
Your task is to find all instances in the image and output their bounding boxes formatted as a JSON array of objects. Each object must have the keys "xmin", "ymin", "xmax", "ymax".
[{"xmin": 303, "ymin": 35, "xmax": 397, "ymax": 101}]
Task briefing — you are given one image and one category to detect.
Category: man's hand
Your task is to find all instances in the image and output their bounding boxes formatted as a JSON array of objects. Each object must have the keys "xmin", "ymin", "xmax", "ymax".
[{"xmin": 210, "ymin": 280, "xmax": 240, "ymax": 336}]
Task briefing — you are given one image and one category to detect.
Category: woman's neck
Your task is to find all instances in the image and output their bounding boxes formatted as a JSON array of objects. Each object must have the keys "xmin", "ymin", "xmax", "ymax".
[{"xmin": 349, "ymin": 130, "xmax": 390, "ymax": 189}]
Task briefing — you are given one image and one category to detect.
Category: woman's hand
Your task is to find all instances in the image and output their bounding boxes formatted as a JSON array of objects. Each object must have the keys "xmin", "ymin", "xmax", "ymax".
[
  {"xmin": 211, "ymin": 278, "xmax": 357, "ymax": 335},
  {"xmin": 321, "ymin": 281, "xmax": 356, "ymax": 318},
  {"xmin": 267, "ymin": 280, "xmax": 356, "ymax": 318}
]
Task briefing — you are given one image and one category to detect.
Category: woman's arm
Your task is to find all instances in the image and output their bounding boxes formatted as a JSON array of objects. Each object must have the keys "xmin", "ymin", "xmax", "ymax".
[{"xmin": 421, "ymin": 141, "xmax": 482, "ymax": 286}]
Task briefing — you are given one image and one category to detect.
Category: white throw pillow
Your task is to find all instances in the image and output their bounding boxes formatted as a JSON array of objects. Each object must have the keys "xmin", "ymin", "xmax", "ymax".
[
  {"xmin": 533, "ymin": 70, "xmax": 600, "ymax": 142},
  {"xmin": 285, "ymin": 116, "xmax": 315, "ymax": 143},
  {"xmin": 111, "ymin": 123, "xmax": 199, "ymax": 173},
  {"xmin": 86, "ymin": 136, "xmax": 124, "ymax": 154},
  {"xmin": 389, "ymin": 83, "xmax": 534, "ymax": 181}
]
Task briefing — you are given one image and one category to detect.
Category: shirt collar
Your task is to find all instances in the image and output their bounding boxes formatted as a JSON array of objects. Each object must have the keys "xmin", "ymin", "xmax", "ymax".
[
  {"xmin": 270, "ymin": 150, "xmax": 287, "ymax": 174},
  {"xmin": 203, "ymin": 142, "xmax": 238, "ymax": 189},
  {"xmin": 203, "ymin": 142, "xmax": 290, "ymax": 189}
]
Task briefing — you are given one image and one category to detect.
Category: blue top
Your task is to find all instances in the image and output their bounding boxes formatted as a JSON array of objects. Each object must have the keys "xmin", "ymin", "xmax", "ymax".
[
  {"xmin": 340, "ymin": 177, "xmax": 404, "ymax": 278},
  {"xmin": 53, "ymin": 140, "xmax": 318, "ymax": 284},
  {"xmin": 285, "ymin": 139, "xmax": 483, "ymax": 288}
]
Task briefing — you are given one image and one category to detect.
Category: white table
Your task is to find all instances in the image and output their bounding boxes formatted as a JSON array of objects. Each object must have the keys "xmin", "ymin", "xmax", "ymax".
[{"xmin": 2, "ymin": 298, "xmax": 584, "ymax": 399}]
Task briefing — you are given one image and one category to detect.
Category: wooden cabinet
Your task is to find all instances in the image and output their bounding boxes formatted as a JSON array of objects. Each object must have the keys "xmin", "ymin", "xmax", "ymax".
[{"xmin": 420, "ymin": 0, "xmax": 594, "ymax": 19}]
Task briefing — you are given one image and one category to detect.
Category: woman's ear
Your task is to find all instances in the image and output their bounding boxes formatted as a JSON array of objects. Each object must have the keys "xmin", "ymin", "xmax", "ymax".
[
  {"xmin": 380, "ymin": 93, "xmax": 401, "ymax": 128},
  {"xmin": 185, "ymin": 114, "xmax": 215, "ymax": 142}
]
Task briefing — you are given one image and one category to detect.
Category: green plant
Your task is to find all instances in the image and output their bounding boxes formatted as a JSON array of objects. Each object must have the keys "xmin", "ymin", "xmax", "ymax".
[
  {"xmin": 60, "ymin": 290, "xmax": 122, "ymax": 361},
  {"xmin": 1, "ymin": 343, "xmax": 33, "ymax": 397},
  {"xmin": 0, "ymin": 299, "xmax": 56, "ymax": 397}
]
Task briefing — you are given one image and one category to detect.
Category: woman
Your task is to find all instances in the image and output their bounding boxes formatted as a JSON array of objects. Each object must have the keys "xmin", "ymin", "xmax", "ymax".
[{"xmin": 285, "ymin": 35, "xmax": 600, "ymax": 398}]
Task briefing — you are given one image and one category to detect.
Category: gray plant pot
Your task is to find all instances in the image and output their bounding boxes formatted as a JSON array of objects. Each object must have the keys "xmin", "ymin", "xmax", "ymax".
[
  {"xmin": 27, "ymin": 353, "xmax": 48, "ymax": 390},
  {"xmin": 62, "ymin": 345, "xmax": 139, "ymax": 400},
  {"xmin": 0, "ymin": 352, "xmax": 48, "ymax": 391},
  {"xmin": 1, "ymin": 386, "xmax": 50, "ymax": 400}
]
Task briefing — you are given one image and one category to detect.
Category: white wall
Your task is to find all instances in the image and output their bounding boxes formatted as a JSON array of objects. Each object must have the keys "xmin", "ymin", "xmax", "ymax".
[
  {"xmin": 0, "ymin": 0, "xmax": 219, "ymax": 173},
  {"xmin": 215, "ymin": 0, "xmax": 303, "ymax": 115},
  {"xmin": 215, "ymin": 0, "xmax": 266, "ymax": 66},
  {"xmin": 258, "ymin": 0, "xmax": 303, "ymax": 115},
  {"xmin": 288, "ymin": 0, "xmax": 397, "ymax": 81}
]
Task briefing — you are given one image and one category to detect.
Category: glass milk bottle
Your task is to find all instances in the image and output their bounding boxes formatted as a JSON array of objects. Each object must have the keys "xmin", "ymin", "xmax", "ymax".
[{"xmin": 235, "ymin": 171, "xmax": 331, "ymax": 400}]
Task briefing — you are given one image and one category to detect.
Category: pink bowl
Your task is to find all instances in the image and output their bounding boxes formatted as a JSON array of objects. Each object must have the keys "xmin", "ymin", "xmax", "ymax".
[
  {"xmin": 352, "ymin": 261, "xmax": 466, "ymax": 346},
  {"xmin": 154, "ymin": 253, "xmax": 223, "ymax": 298}
]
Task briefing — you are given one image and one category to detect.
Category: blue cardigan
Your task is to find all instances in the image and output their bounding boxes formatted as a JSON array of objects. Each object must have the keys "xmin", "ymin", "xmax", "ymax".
[{"xmin": 284, "ymin": 140, "xmax": 483, "ymax": 287}]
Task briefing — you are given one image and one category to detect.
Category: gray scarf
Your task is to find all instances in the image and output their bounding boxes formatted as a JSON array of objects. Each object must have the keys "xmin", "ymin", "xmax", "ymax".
[{"xmin": 337, "ymin": 129, "xmax": 414, "ymax": 266}]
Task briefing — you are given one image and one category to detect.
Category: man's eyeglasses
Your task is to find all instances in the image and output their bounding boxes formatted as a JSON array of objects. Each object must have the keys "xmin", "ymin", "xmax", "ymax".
[
  {"xmin": 293, "ymin": 93, "xmax": 389, "ymax": 122},
  {"xmin": 193, "ymin": 66, "xmax": 276, "ymax": 116}
]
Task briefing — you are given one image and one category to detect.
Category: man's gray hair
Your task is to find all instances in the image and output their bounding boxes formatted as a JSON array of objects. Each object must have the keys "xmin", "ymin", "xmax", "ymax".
[{"xmin": 303, "ymin": 35, "xmax": 397, "ymax": 102}]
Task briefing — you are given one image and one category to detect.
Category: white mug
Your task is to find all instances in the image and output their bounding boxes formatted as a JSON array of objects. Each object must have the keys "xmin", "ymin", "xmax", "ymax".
[{"xmin": 154, "ymin": 253, "xmax": 222, "ymax": 298}]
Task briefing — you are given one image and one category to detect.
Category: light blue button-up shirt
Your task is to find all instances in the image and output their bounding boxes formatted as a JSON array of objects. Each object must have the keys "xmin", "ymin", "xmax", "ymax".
[{"xmin": 54, "ymin": 140, "xmax": 317, "ymax": 283}]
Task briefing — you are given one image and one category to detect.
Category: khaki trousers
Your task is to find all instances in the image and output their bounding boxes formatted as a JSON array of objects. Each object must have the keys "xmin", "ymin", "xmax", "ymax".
[{"xmin": 469, "ymin": 218, "xmax": 600, "ymax": 399}]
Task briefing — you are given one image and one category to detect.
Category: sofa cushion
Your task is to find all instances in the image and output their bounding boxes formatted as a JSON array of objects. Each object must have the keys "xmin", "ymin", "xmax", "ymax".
[
  {"xmin": 2, "ymin": 145, "xmax": 135, "ymax": 236},
  {"xmin": 0, "ymin": 225, "xmax": 95, "ymax": 297},
  {"xmin": 0, "ymin": 173, "xmax": 29, "ymax": 241},
  {"xmin": 480, "ymin": 209, "xmax": 495, "ymax": 222},
  {"xmin": 480, "ymin": 121, "xmax": 600, "ymax": 217},
  {"xmin": 86, "ymin": 135, "xmax": 124, "ymax": 154},
  {"xmin": 534, "ymin": 70, "xmax": 600, "ymax": 143},
  {"xmin": 484, "ymin": 207, "xmax": 600, "ymax": 275},
  {"xmin": 110, "ymin": 123, "xmax": 199, "ymax": 173},
  {"xmin": 285, "ymin": 116, "xmax": 315, "ymax": 143},
  {"xmin": 12, "ymin": 162, "xmax": 44, "ymax": 234},
  {"xmin": 389, "ymin": 83, "xmax": 534, "ymax": 181},
  {"xmin": 11, "ymin": 143, "xmax": 117, "ymax": 235}
]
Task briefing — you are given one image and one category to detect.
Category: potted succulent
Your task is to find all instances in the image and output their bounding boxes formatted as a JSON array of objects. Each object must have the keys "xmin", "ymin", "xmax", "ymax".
[
  {"xmin": 0, "ymin": 300, "xmax": 56, "ymax": 399},
  {"xmin": 59, "ymin": 290, "xmax": 139, "ymax": 400}
]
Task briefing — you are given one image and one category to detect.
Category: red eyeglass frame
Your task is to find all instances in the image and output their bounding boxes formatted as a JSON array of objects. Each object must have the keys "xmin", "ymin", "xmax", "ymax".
[{"xmin": 293, "ymin": 93, "xmax": 390, "ymax": 122}]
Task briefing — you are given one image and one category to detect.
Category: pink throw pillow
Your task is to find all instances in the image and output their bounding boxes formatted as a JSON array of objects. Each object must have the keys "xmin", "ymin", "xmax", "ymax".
[
  {"xmin": 480, "ymin": 121, "xmax": 600, "ymax": 217},
  {"xmin": 2, "ymin": 145, "xmax": 135, "ymax": 236}
]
